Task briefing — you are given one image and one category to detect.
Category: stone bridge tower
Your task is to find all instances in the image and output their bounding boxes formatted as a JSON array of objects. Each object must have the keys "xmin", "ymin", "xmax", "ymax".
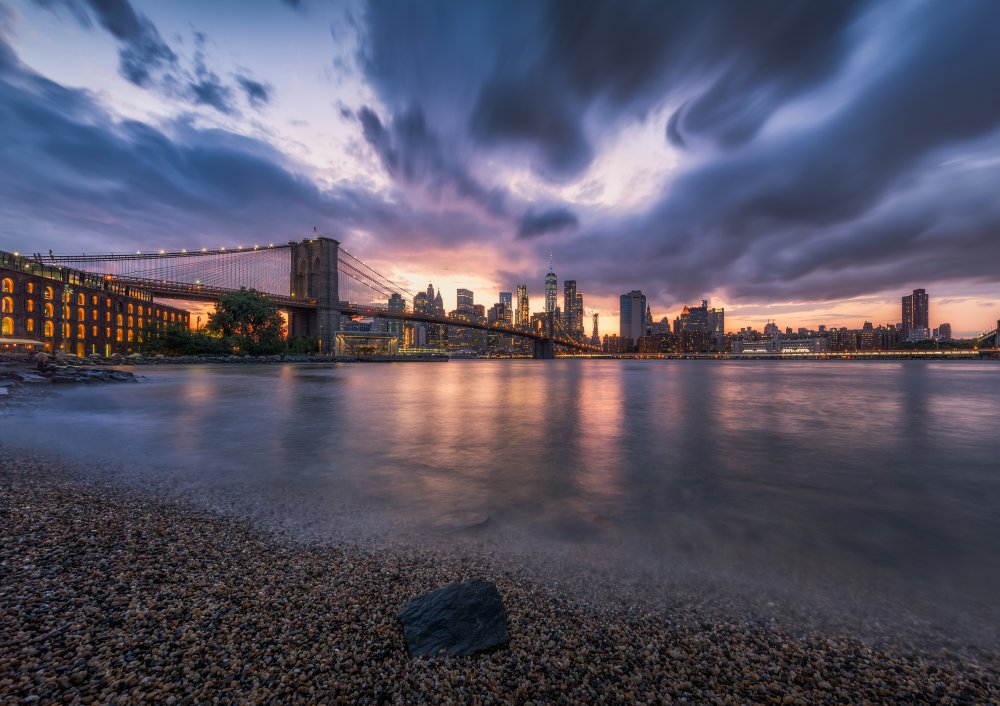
[{"xmin": 288, "ymin": 237, "xmax": 340, "ymax": 354}]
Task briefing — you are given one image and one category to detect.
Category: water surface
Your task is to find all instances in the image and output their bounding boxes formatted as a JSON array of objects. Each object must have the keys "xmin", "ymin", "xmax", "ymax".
[{"xmin": 4, "ymin": 360, "xmax": 999, "ymax": 641}]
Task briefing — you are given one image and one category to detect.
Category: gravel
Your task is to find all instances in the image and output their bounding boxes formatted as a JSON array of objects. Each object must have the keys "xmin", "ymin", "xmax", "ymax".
[{"xmin": 2, "ymin": 452, "xmax": 997, "ymax": 705}]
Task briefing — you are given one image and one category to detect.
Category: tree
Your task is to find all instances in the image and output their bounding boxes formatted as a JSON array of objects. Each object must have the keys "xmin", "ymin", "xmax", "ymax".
[{"xmin": 206, "ymin": 288, "xmax": 286, "ymax": 355}]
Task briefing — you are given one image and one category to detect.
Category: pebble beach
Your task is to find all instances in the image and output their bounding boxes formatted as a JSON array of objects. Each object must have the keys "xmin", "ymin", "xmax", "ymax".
[{"xmin": 2, "ymin": 451, "xmax": 998, "ymax": 705}]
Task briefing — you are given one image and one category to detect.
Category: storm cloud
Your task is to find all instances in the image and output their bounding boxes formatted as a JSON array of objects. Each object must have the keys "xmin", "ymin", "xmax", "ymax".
[{"xmin": 359, "ymin": 0, "xmax": 1000, "ymax": 308}]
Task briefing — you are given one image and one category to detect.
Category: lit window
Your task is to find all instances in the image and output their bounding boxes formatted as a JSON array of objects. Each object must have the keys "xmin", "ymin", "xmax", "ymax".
[
  {"xmin": 116, "ymin": 314, "xmax": 123, "ymax": 326},
  {"xmin": 128, "ymin": 316, "xmax": 134, "ymax": 328},
  {"xmin": 27, "ymin": 282, "xmax": 34, "ymax": 294},
  {"xmin": 44, "ymin": 321, "xmax": 53, "ymax": 337},
  {"xmin": 1, "ymin": 278, "xmax": 12, "ymax": 293},
  {"xmin": 1, "ymin": 317, "xmax": 12, "ymax": 335},
  {"xmin": 44, "ymin": 286, "xmax": 53, "ymax": 300},
  {"xmin": 138, "ymin": 306, "xmax": 144, "ymax": 316},
  {"xmin": 92, "ymin": 295, "xmax": 98, "ymax": 306},
  {"xmin": 77, "ymin": 307, "xmax": 85, "ymax": 321},
  {"xmin": 0, "ymin": 297, "xmax": 12, "ymax": 313},
  {"xmin": 92, "ymin": 326, "xmax": 97, "ymax": 337},
  {"xmin": 62, "ymin": 323, "xmax": 69, "ymax": 338},
  {"xmin": 27, "ymin": 319, "xmax": 35, "ymax": 333},
  {"xmin": 77, "ymin": 293, "xmax": 85, "ymax": 305},
  {"xmin": 77, "ymin": 324, "xmax": 85, "ymax": 339},
  {"xmin": 128, "ymin": 303, "xmax": 134, "ymax": 314},
  {"xmin": 62, "ymin": 305, "xmax": 70, "ymax": 319},
  {"xmin": 91, "ymin": 310, "xmax": 97, "ymax": 321},
  {"xmin": 44, "ymin": 303, "xmax": 54, "ymax": 318},
  {"xmin": 116, "ymin": 328, "xmax": 123, "ymax": 342},
  {"xmin": 26, "ymin": 300, "xmax": 34, "ymax": 313},
  {"xmin": 127, "ymin": 330, "xmax": 134, "ymax": 342}
]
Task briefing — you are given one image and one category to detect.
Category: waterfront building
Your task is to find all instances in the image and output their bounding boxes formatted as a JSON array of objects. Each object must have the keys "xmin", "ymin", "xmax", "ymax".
[
  {"xmin": 901, "ymin": 288, "xmax": 929, "ymax": 337},
  {"xmin": 1, "ymin": 251, "xmax": 190, "ymax": 356},
  {"xmin": 619, "ymin": 290, "xmax": 647, "ymax": 346},
  {"xmin": 385, "ymin": 292, "xmax": 405, "ymax": 345},
  {"xmin": 456, "ymin": 288, "xmax": 474, "ymax": 313},
  {"xmin": 515, "ymin": 284, "xmax": 529, "ymax": 327},
  {"xmin": 591, "ymin": 312, "xmax": 599, "ymax": 346},
  {"xmin": 936, "ymin": 323, "xmax": 953, "ymax": 340},
  {"xmin": 544, "ymin": 258, "xmax": 557, "ymax": 314},
  {"xmin": 576, "ymin": 292, "xmax": 584, "ymax": 336}
]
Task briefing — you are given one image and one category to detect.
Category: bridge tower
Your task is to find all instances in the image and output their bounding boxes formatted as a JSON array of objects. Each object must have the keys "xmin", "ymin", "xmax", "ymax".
[
  {"xmin": 533, "ymin": 312, "xmax": 555, "ymax": 359},
  {"xmin": 288, "ymin": 237, "xmax": 340, "ymax": 354}
]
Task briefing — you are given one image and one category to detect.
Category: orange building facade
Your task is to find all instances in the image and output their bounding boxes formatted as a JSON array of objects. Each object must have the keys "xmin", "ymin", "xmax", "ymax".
[{"xmin": 1, "ymin": 251, "xmax": 190, "ymax": 356}]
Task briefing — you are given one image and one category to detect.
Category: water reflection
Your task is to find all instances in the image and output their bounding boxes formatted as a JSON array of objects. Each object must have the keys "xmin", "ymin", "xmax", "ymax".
[{"xmin": 3, "ymin": 360, "xmax": 999, "ymax": 633}]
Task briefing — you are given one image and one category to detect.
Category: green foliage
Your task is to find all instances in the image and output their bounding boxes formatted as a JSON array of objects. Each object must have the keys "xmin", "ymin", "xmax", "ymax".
[
  {"xmin": 286, "ymin": 334, "xmax": 320, "ymax": 355},
  {"xmin": 140, "ymin": 323, "xmax": 229, "ymax": 355},
  {"xmin": 206, "ymin": 288, "xmax": 286, "ymax": 355}
]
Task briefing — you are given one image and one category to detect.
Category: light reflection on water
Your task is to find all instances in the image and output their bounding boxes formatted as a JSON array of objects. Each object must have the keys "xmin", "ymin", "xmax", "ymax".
[{"xmin": 4, "ymin": 360, "xmax": 1000, "ymax": 635}]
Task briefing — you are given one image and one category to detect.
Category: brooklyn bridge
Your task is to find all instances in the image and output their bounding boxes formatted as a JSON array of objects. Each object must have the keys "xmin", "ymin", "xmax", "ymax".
[{"xmin": 32, "ymin": 237, "xmax": 598, "ymax": 358}]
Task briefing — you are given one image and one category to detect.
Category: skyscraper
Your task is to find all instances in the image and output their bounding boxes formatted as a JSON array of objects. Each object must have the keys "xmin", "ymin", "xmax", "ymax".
[
  {"xmin": 499, "ymin": 291, "xmax": 512, "ymax": 313},
  {"xmin": 619, "ymin": 290, "xmax": 647, "ymax": 344},
  {"xmin": 516, "ymin": 284, "xmax": 529, "ymax": 327},
  {"xmin": 545, "ymin": 257, "xmax": 557, "ymax": 314},
  {"xmin": 902, "ymin": 288, "xmax": 929, "ymax": 337},
  {"xmin": 457, "ymin": 288, "xmax": 474, "ymax": 313},
  {"xmin": 591, "ymin": 312, "xmax": 599, "ymax": 346},
  {"xmin": 386, "ymin": 292, "xmax": 405, "ymax": 346},
  {"xmin": 563, "ymin": 280, "xmax": 577, "ymax": 333},
  {"xmin": 575, "ymin": 292, "xmax": 584, "ymax": 335}
]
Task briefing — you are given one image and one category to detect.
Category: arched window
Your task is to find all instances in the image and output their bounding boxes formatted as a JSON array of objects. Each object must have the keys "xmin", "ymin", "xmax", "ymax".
[
  {"xmin": 27, "ymin": 282, "xmax": 34, "ymax": 294},
  {"xmin": 62, "ymin": 323, "xmax": 69, "ymax": 338},
  {"xmin": 1, "ymin": 317, "xmax": 12, "ymax": 335},
  {"xmin": 26, "ymin": 300, "xmax": 34, "ymax": 313},
  {"xmin": 77, "ymin": 307, "xmax": 85, "ymax": 321},
  {"xmin": 77, "ymin": 324, "xmax": 85, "ymax": 338},
  {"xmin": 44, "ymin": 303, "xmax": 54, "ymax": 318},
  {"xmin": 128, "ymin": 303, "xmax": 134, "ymax": 314},
  {"xmin": 127, "ymin": 316, "xmax": 134, "ymax": 328},
  {"xmin": 43, "ymin": 286, "xmax": 53, "ymax": 300},
  {"xmin": 116, "ymin": 328, "xmax": 123, "ymax": 342},
  {"xmin": 0, "ymin": 297, "xmax": 12, "ymax": 313},
  {"xmin": 26, "ymin": 319, "xmax": 35, "ymax": 333},
  {"xmin": 44, "ymin": 321, "xmax": 53, "ymax": 337},
  {"xmin": 1, "ymin": 278, "xmax": 12, "ymax": 293},
  {"xmin": 138, "ymin": 306, "xmax": 144, "ymax": 316},
  {"xmin": 127, "ymin": 330, "xmax": 134, "ymax": 342},
  {"xmin": 77, "ymin": 293, "xmax": 85, "ymax": 305},
  {"xmin": 62, "ymin": 305, "xmax": 70, "ymax": 319},
  {"xmin": 91, "ymin": 326, "xmax": 97, "ymax": 337}
]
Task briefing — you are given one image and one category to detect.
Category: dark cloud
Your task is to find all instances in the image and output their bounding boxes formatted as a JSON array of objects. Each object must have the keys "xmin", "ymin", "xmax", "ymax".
[
  {"xmin": 0, "ymin": 32, "xmax": 501, "ymax": 260},
  {"xmin": 361, "ymin": 0, "xmax": 1000, "ymax": 311},
  {"xmin": 237, "ymin": 75, "xmax": 271, "ymax": 108},
  {"xmin": 517, "ymin": 207, "xmax": 578, "ymax": 239},
  {"xmin": 33, "ymin": 0, "xmax": 177, "ymax": 87},
  {"xmin": 357, "ymin": 104, "xmax": 507, "ymax": 219},
  {"xmin": 31, "ymin": 0, "xmax": 268, "ymax": 116},
  {"xmin": 363, "ymin": 0, "xmax": 865, "ymax": 177}
]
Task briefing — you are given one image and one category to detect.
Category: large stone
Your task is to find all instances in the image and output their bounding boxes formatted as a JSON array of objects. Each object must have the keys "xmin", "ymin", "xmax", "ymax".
[{"xmin": 398, "ymin": 579, "xmax": 508, "ymax": 657}]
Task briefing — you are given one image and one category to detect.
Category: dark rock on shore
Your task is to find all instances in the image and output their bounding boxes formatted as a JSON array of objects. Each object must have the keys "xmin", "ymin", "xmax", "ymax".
[{"xmin": 399, "ymin": 579, "xmax": 509, "ymax": 656}]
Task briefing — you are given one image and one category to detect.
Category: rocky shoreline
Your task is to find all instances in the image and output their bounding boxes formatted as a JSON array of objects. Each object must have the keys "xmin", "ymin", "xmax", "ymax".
[{"xmin": 1, "ymin": 452, "xmax": 997, "ymax": 704}]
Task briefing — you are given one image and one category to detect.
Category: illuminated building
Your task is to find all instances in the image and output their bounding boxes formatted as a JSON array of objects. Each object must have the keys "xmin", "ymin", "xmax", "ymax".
[
  {"xmin": 563, "ymin": 280, "xmax": 577, "ymax": 335},
  {"xmin": 619, "ymin": 290, "xmax": 646, "ymax": 346},
  {"xmin": 544, "ymin": 257, "xmax": 557, "ymax": 314},
  {"xmin": 457, "ymin": 288, "xmax": 474, "ymax": 313},
  {"xmin": 516, "ymin": 284, "xmax": 529, "ymax": 327},
  {"xmin": 901, "ymin": 288, "xmax": 929, "ymax": 337},
  {"xmin": 1, "ymin": 251, "xmax": 190, "ymax": 356}
]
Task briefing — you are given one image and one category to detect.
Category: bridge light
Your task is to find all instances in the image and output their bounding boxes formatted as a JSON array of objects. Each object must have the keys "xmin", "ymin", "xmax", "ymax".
[
  {"xmin": 220, "ymin": 247, "xmax": 226, "ymax": 251},
  {"xmin": 269, "ymin": 243, "xmax": 274, "ymax": 247},
  {"xmin": 136, "ymin": 251, "xmax": 141, "ymax": 254},
  {"xmin": 181, "ymin": 249, "xmax": 187, "ymax": 253},
  {"xmin": 202, "ymin": 248, "xmax": 207, "ymax": 252}
]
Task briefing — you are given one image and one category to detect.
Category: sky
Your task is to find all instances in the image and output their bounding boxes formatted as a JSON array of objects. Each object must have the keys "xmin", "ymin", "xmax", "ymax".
[{"xmin": 1, "ymin": 0, "xmax": 999, "ymax": 336}]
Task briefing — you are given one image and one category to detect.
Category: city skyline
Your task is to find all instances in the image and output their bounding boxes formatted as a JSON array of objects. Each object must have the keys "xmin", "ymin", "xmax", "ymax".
[{"xmin": 0, "ymin": 1, "xmax": 998, "ymax": 336}]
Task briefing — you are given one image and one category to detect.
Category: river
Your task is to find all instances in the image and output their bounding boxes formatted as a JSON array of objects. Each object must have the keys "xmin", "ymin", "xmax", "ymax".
[{"xmin": 3, "ymin": 359, "xmax": 999, "ymax": 643}]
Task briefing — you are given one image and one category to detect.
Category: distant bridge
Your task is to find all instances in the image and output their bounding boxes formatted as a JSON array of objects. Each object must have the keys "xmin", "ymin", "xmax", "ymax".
[{"xmin": 43, "ymin": 237, "xmax": 596, "ymax": 358}]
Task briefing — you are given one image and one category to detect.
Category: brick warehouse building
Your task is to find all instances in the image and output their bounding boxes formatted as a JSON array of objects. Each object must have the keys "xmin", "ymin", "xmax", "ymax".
[{"xmin": 1, "ymin": 250, "xmax": 190, "ymax": 356}]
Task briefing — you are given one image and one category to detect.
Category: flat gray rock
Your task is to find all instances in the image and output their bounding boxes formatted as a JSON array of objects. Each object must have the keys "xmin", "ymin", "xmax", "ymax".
[{"xmin": 398, "ymin": 579, "xmax": 508, "ymax": 657}]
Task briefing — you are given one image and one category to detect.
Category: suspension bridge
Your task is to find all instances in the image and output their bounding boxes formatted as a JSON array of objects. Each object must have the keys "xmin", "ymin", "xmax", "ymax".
[{"xmin": 41, "ymin": 237, "xmax": 597, "ymax": 358}]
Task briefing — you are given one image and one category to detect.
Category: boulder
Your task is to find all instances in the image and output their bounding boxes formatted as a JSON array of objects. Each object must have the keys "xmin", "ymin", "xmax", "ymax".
[{"xmin": 398, "ymin": 579, "xmax": 508, "ymax": 657}]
